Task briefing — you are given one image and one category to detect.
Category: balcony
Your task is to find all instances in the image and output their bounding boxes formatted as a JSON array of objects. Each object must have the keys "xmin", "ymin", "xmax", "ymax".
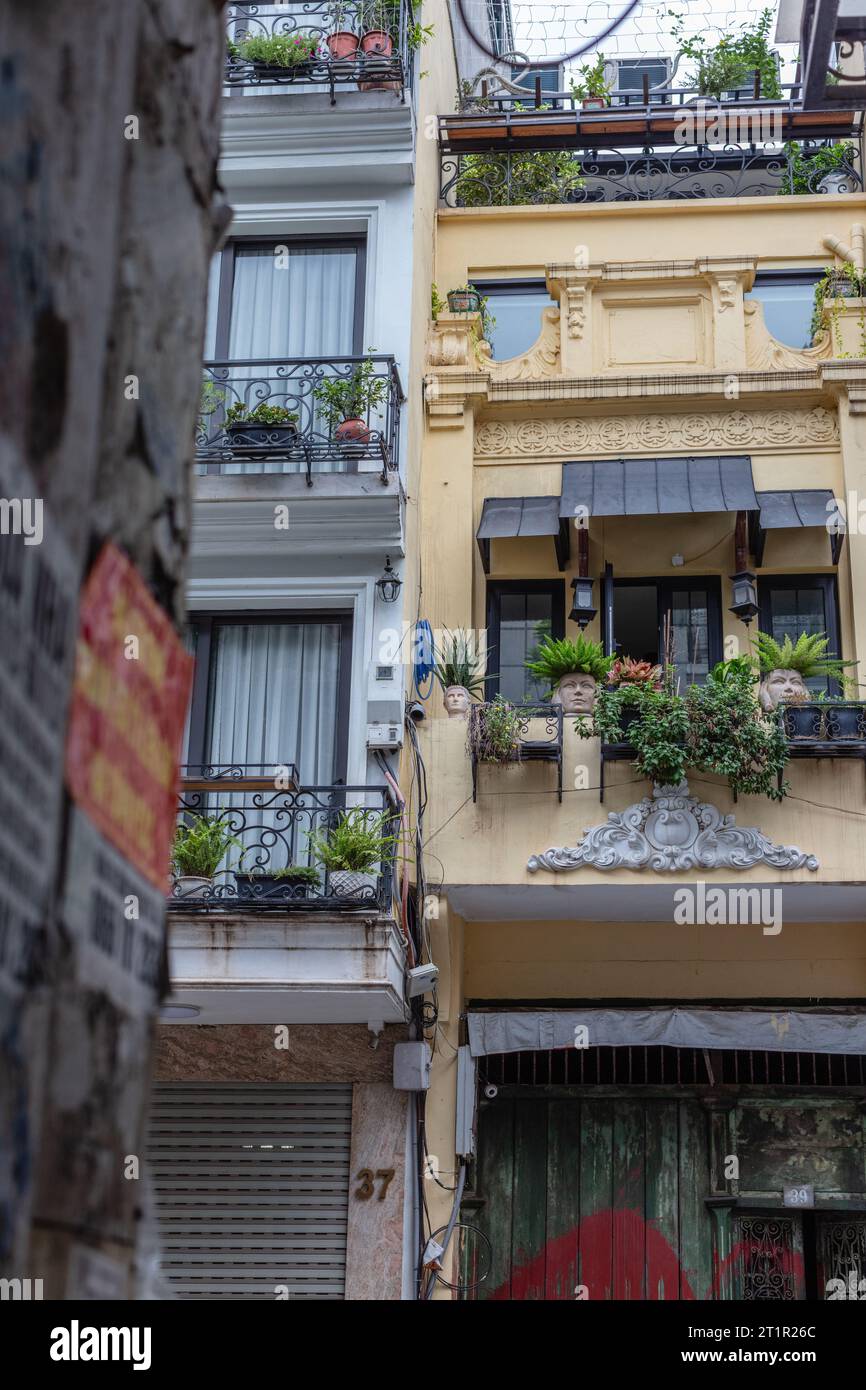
[
  {"xmin": 168, "ymin": 769, "xmax": 399, "ymax": 915},
  {"xmin": 439, "ymin": 84, "xmax": 863, "ymax": 206},
  {"xmin": 195, "ymin": 356, "xmax": 404, "ymax": 483},
  {"xmin": 224, "ymin": 1, "xmax": 416, "ymax": 104},
  {"xmin": 469, "ymin": 703, "xmax": 563, "ymax": 804}
]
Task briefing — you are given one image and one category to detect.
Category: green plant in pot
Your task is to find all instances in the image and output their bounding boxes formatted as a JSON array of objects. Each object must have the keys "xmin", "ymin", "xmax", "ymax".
[
  {"xmin": 525, "ymin": 634, "xmax": 613, "ymax": 714},
  {"xmin": 310, "ymin": 808, "xmax": 397, "ymax": 898},
  {"xmin": 468, "ymin": 694, "xmax": 522, "ymax": 764},
  {"xmin": 233, "ymin": 31, "xmax": 320, "ymax": 71},
  {"xmin": 668, "ymin": 7, "xmax": 781, "ymax": 100},
  {"xmin": 753, "ymin": 629, "xmax": 857, "ymax": 738},
  {"xmin": 313, "ymin": 354, "xmax": 389, "ymax": 445},
  {"xmin": 326, "ymin": 2, "xmax": 360, "ymax": 60},
  {"xmin": 687, "ymin": 656, "xmax": 789, "ymax": 801},
  {"xmin": 433, "ymin": 628, "xmax": 489, "ymax": 718},
  {"xmin": 810, "ymin": 262, "xmax": 865, "ymax": 353},
  {"xmin": 780, "ymin": 140, "xmax": 859, "ymax": 197},
  {"xmin": 224, "ymin": 400, "xmax": 300, "ymax": 446},
  {"xmin": 570, "ymin": 53, "xmax": 611, "ymax": 109},
  {"xmin": 171, "ymin": 814, "xmax": 241, "ymax": 899}
]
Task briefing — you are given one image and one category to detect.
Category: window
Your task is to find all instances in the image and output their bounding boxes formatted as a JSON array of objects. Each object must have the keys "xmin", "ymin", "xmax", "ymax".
[
  {"xmin": 746, "ymin": 271, "xmax": 822, "ymax": 350},
  {"xmin": 486, "ymin": 581, "xmax": 565, "ymax": 703},
  {"xmin": 758, "ymin": 576, "xmax": 841, "ymax": 695},
  {"xmin": 510, "ymin": 64, "xmax": 563, "ymax": 107},
  {"xmin": 607, "ymin": 578, "xmax": 722, "ymax": 689},
  {"xmin": 205, "ymin": 236, "xmax": 365, "ymax": 360},
  {"xmin": 472, "ymin": 280, "xmax": 555, "ymax": 361},
  {"xmin": 613, "ymin": 57, "xmax": 670, "ymax": 99},
  {"xmin": 185, "ymin": 613, "xmax": 352, "ymax": 785}
]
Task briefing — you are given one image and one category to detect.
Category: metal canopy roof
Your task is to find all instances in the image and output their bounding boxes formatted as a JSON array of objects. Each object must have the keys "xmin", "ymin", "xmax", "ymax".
[
  {"xmin": 476, "ymin": 496, "xmax": 570, "ymax": 573},
  {"xmin": 752, "ymin": 487, "xmax": 844, "ymax": 564},
  {"xmin": 560, "ymin": 456, "xmax": 759, "ymax": 517}
]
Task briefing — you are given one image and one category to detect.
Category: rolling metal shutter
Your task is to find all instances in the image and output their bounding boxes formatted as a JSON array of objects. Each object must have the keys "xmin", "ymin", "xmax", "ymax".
[{"xmin": 147, "ymin": 1082, "xmax": 352, "ymax": 1300}]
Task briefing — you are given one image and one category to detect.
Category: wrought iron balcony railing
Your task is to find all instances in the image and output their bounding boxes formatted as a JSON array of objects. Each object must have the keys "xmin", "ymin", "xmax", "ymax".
[
  {"xmin": 224, "ymin": 2, "xmax": 416, "ymax": 104},
  {"xmin": 168, "ymin": 769, "xmax": 399, "ymax": 913},
  {"xmin": 196, "ymin": 356, "xmax": 404, "ymax": 482},
  {"xmin": 469, "ymin": 703, "xmax": 563, "ymax": 804},
  {"xmin": 439, "ymin": 87, "xmax": 863, "ymax": 205}
]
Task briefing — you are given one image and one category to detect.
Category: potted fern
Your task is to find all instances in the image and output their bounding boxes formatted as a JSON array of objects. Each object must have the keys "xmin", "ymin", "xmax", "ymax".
[
  {"xmin": 171, "ymin": 814, "xmax": 240, "ymax": 900},
  {"xmin": 433, "ymin": 628, "xmax": 488, "ymax": 718},
  {"xmin": 313, "ymin": 354, "xmax": 389, "ymax": 446},
  {"xmin": 525, "ymin": 634, "xmax": 614, "ymax": 713},
  {"xmin": 310, "ymin": 808, "xmax": 397, "ymax": 898},
  {"xmin": 754, "ymin": 629, "xmax": 857, "ymax": 735}
]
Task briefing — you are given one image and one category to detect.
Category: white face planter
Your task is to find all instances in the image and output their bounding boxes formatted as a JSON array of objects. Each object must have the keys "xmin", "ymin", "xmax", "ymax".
[
  {"xmin": 443, "ymin": 684, "xmax": 471, "ymax": 719},
  {"xmin": 758, "ymin": 668, "xmax": 810, "ymax": 712},
  {"xmin": 551, "ymin": 671, "xmax": 597, "ymax": 715}
]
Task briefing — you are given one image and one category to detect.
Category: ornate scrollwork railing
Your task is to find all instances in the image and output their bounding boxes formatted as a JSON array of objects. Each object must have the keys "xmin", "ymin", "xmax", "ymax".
[
  {"xmin": 196, "ymin": 356, "xmax": 404, "ymax": 482},
  {"xmin": 224, "ymin": 2, "xmax": 414, "ymax": 103},
  {"xmin": 469, "ymin": 702, "xmax": 563, "ymax": 804},
  {"xmin": 168, "ymin": 769, "xmax": 398, "ymax": 912}
]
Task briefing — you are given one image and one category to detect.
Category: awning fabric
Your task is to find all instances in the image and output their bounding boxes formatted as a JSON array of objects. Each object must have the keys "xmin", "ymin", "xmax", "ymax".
[
  {"xmin": 468, "ymin": 1007, "xmax": 866, "ymax": 1057},
  {"xmin": 751, "ymin": 488, "xmax": 844, "ymax": 564},
  {"xmin": 476, "ymin": 496, "xmax": 569, "ymax": 573},
  {"xmin": 559, "ymin": 455, "xmax": 759, "ymax": 517}
]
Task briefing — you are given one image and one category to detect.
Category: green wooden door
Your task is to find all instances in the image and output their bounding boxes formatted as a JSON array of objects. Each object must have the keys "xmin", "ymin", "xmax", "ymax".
[{"xmin": 466, "ymin": 1094, "xmax": 713, "ymax": 1301}]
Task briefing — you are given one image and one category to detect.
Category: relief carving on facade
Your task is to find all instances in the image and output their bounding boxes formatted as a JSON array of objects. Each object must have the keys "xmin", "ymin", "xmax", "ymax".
[
  {"xmin": 716, "ymin": 278, "xmax": 738, "ymax": 312},
  {"xmin": 474, "ymin": 406, "xmax": 839, "ymax": 459},
  {"xmin": 527, "ymin": 782, "xmax": 819, "ymax": 874},
  {"xmin": 744, "ymin": 299, "xmax": 833, "ymax": 371},
  {"xmin": 488, "ymin": 307, "xmax": 561, "ymax": 381}
]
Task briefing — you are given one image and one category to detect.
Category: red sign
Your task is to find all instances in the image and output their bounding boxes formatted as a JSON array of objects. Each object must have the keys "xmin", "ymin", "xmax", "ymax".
[{"xmin": 65, "ymin": 543, "xmax": 193, "ymax": 890}]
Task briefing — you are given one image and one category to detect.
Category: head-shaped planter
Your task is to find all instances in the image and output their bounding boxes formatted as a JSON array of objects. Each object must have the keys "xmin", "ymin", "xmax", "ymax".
[
  {"xmin": 551, "ymin": 671, "xmax": 597, "ymax": 715},
  {"xmin": 758, "ymin": 668, "xmax": 810, "ymax": 712},
  {"xmin": 443, "ymin": 684, "xmax": 471, "ymax": 719}
]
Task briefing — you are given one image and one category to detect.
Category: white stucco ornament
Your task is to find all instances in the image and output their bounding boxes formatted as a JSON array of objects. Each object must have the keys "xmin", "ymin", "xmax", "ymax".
[{"xmin": 527, "ymin": 782, "xmax": 819, "ymax": 874}]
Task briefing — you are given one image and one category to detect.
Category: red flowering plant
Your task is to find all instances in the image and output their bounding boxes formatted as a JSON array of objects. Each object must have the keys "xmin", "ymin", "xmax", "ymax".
[{"xmin": 608, "ymin": 656, "xmax": 663, "ymax": 693}]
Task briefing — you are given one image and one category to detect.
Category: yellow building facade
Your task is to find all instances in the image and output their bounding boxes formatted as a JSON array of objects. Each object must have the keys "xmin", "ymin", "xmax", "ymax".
[{"xmin": 414, "ymin": 188, "xmax": 866, "ymax": 1300}]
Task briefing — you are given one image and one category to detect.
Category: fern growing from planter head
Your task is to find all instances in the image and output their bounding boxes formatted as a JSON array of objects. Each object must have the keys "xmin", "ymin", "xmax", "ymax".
[
  {"xmin": 525, "ymin": 634, "xmax": 613, "ymax": 697},
  {"xmin": 752, "ymin": 629, "xmax": 857, "ymax": 685},
  {"xmin": 433, "ymin": 628, "xmax": 489, "ymax": 698},
  {"xmin": 172, "ymin": 814, "xmax": 241, "ymax": 878},
  {"xmin": 310, "ymin": 809, "xmax": 397, "ymax": 874}
]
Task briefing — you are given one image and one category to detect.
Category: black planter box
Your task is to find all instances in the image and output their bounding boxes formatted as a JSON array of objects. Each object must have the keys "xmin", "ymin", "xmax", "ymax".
[
  {"xmin": 227, "ymin": 421, "xmax": 299, "ymax": 448},
  {"xmin": 782, "ymin": 704, "xmax": 823, "ymax": 739},
  {"xmin": 825, "ymin": 705, "xmax": 866, "ymax": 739},
  {"xmin": 235, "ymin": 873, "xmax": 312, "ymax": 902}
]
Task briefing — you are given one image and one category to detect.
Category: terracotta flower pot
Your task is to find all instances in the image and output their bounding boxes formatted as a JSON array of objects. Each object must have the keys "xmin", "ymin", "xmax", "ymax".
[
  {"xmin": 326, "ymin": 31, "xmax": 359, "ymax": 60},
  {"xmin": 336, "ymin": 417, "xmax": 371, "ymax": 444},
  {"xmin": 581, "ymin": 96, "xmax": 607, "ymax": 110},
  {"xmin": 360, "ymin": 30, "xmax": 393, "ymax": 55}
]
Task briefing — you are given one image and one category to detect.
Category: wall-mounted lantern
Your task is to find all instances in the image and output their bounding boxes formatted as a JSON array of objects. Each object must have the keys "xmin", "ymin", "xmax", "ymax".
[{"xmin": 376, "ymin": 556, "xmax": 402, "ymax": 604}]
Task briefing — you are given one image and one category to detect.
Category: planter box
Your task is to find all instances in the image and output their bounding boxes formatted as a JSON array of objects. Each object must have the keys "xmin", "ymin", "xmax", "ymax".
[
  {"xmin": 825, "ymin": 705, "xmax": 866, "ymax": 739},
  {"xmin": 227, "ymin": 420, "xmax": 298, "ymax": 448},
  {"xmin": 172, "ymin": 875, "xmax": 212, "ymax": 901},
  {"xmin": 329, "ymin": 869, "xmax": 379, "ymax": 899},
  {"xmin": 235, "ymin": 873, "xmax": 313, "ymax": 902},
  {"xmin": 782, "ymin": 705, "xmax": 823, "ymax": 739},
  {"xmin": 447, "ymin": 290, "xmax": 481, "ymax": 314}
]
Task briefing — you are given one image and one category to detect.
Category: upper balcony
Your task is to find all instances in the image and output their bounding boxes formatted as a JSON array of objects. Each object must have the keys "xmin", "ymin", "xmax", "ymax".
[
  {"xmin": 196, "ymin": 355, "xmax": 404, "ymax": 484},
  {"xmin": 438, "ymin": 83, "xmax": 864, "ymax": 207},
  {"xmin": 224, "ymin": 1, "xmax": 417, "ymax": 105}
]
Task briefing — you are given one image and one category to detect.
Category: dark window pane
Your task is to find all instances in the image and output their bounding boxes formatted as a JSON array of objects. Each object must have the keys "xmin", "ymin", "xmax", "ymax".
[
  {"xmin": 769, "ymin": 586, "xmax": 828, "ymax": 693},
  {"xmin": 473, "ymin": 283, "xmax": 555, "ymax": 361},
  {"xmin": 499, "ymin": 592, "xmax": 526, "ymax": 623},
  {"xmin": 613, "ymin": 585, "xmax": 658, "ymax": 664},
  {"xmin": 526, "ymin": 592, "xmax": 552, "ymax": 623}
]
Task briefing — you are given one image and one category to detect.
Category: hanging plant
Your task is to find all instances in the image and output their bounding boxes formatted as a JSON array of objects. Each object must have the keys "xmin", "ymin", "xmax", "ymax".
[
  {"xmin": 687, "ymin": 658, "xmax": 789, "ymax": 801},
  {"xmin": 469, "ymin": 696, "xmax": 522, "ymax": 764},
  {"xmin": 810, "ymin": 263, "xmax": 865, "ymax": 353}
]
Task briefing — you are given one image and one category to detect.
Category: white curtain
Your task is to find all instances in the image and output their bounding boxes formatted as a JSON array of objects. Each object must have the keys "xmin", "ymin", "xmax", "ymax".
[
  {"xmin": 203, "ymin": 621, "xmax": 344, "ymax": 875},
  {"xmin": 221, "ymin": 245, "xmax": 358, "ymax": 476},
  {"xmin": 206, "ymin": 621, "xmax": 341, "ymax": 784}
]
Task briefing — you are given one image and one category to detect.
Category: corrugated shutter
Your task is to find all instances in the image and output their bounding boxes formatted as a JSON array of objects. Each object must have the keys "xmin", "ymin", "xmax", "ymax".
[{"xmin": 147, "ymin": 1082, "xmax": 352, "ymax": 1300}]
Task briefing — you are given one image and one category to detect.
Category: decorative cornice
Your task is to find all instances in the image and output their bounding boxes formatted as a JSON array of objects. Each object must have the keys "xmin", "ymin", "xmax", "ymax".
[
  {"xmin": 474, "ymin": 405, "xmax": 839, "ymax": 460},
  {"xmin": 527, "ymin": 782, "xmax": 819, "ymax": 875}
]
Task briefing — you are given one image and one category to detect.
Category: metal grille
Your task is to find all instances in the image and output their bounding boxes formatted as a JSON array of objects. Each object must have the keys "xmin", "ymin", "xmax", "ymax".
[
  {"xmin": 147, "ymin": 1083, "xmax": 352, "ymax": 1300},
  {"xmin": 482, "ymin": 1047, "xmax": 866, "ymax": 1088},
  {"xmin": 818, "ymin": 1218, "xmax": 866, "ymax": 1298},
  {"xmin": 737, "ymin": 1217, "xmax": 798, "ymax": 1300}
]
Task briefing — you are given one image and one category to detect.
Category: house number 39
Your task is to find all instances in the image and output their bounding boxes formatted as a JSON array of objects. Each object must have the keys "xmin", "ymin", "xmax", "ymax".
[{"xmin": 354, "ymin": 1168, "xmax": 395, "ymax": 1201}]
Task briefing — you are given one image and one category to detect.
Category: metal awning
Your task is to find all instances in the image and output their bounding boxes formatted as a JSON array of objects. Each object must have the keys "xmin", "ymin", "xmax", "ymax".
[
  {"xmin": 560, "ymin": 455, "xmax": 759, "ymax": 517},
  {"xmin": 751, "ymin": 488, "xmax": 844, "ymax": 564},
  {"xmin": 476, "ymin": 495, "xmax": 570, "ymax": 573}
]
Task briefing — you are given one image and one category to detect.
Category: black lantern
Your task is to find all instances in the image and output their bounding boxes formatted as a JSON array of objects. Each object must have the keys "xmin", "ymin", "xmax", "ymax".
[
  {"xmin": 569, "ymin": 576, "xmax": 597, "ymax": 629},
  {"xmin": 376, "ymin": 556, "xmax": 402, "ymax": 604},
  {"xmin": 729, "ymin": 570, "xmax": 759, "ymax": 625}
]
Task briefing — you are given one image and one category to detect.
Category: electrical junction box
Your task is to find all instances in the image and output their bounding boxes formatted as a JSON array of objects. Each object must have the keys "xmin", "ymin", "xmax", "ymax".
[
  {"xmin": 367, "ymin": 721, "xmax": 403, "ymax": 750},
  {"xmin": 393, "ymin": 1041, "xmax": 432, "ymax": 1092}
]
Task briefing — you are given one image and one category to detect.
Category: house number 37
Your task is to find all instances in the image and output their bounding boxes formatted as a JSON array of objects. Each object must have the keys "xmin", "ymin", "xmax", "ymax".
[{"xmin": 354, "ymin": 1168, "xmax": 395, "ymax": 1201}]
